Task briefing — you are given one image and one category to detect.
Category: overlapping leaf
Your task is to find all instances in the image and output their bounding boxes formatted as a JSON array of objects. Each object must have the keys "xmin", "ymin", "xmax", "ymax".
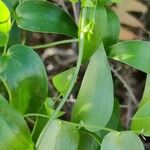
[
  {"xmin": 103, "ymin": 8, "xmax": 120, "ymax": 48},
  {"xmin": 78, "ymin": 130, "xmax": 100, "ymax": 150},
  {"xmin": 0, "ymin": 44, "xmax": 48, "ymax": 114},
  {"xmin": 16, "ymin": 0, "xmax": 78, "ymax": 37},
  {"xmin": 101, "ymin": 131, "xmax": 144, "ymax": 150},
  {"xmin": 52, "ymin": 68, "xmax": 75, "ymax": 96},
  {"xmin": 36, "ymin": 120, "xmax": 79, "ymax": 150},
  {"xmin": 0, "ymin": 95, "xmax": 34, "ymax": 150},
  {"xmin": 131, "ymin": 75, "xmax": 150, "ymax": 136},
  {"xmin": 82, "ymin": 5, "xmax": 107, "ymax": 61},
  {"xmin": 0, "ymin": 0, "xmax": 11, "ymax": 46},
  {"xmin": 107, "ymin": 40, "xmax": 150, "ymax": 73},
  {"xmin": 72, "ymin": 46, "xmax": 114, "ymax": 132}
]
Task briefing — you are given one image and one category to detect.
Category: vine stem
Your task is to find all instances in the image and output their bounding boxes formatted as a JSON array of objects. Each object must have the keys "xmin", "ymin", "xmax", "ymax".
[
  {"xmin": 23, "ymin": 113, "xmax": 50, "ymax": 119},
  {"xmin": 36, "ymin": 8, "xmax": 87, "ymax": 146},
  {"xmin": 49, "ymin": 9, "xmax": 87, "ymax": 123},
  {"xmin": 30, "ymin": 39, "xmax": 78, "ymax": 49}
]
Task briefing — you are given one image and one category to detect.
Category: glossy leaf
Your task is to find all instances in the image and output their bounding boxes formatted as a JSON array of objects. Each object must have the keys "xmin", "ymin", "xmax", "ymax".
[
  {"xmin": 78, "ymin": 130, "xmax": 100, "ymax": 150},
  {"xmin": 82, "ymin": 6, "xmax": 107, "ymax": 61},
  {"xmin": 0, "ymin": 32, "xmax": 8, "ymax": 47},
  {"xmin": 131, "ymin": 101, "xmax": 150, "ymax": 136},
  {"xmin": 131, "ymin": 75, "xmax": 150, "ymax": 136},
  {"xmin": 3, "ymin": 0, "xmax": 18, "ymax": 13},
  {"xmin": 97, "ymin": 99, "xmax": 122, "ymax": 139},
  {"xmin": 139, "ymin": 74, "xmax": 150, "ymax": 108},
  {"xmin": 0, "ymin": 95, "xmax": 34, "ymax": 150},
  {"xmin": 36, "ymin": 120, "xmax": 79, "ymax": 150},
  {"xmin": 82, "ymin": 0, "xmax": 95, "ymax": 7},
  {"xmin": 0, "ymin": 0, "xmax": 11, "ymax": 46},
  {"xmin": 16, "ymin": 0, "xmax": 78, "ymax": 37},
  {"xmin": 72, "ymin": 46, "xmax": 114, "ymax": 132},
  {"xmin": 0, "ymin": 44, "xmax": 48, "ymax": 114},
  {"xmin": 8, "ymin": 22, "xmax": 21, "ymax": 47},
  {"xmin": 101, "ymin": 131, "xmax": 144, "ymax": 150},
  {"xmin": 108, "ymin": 40, "xmax": 150, "ymax": 73},
  {"xmin": 103, "ymin": 8, "xmax": 120, "ymax": 48},
  {"xmin": 52, "ymin": 68, "xmax": 75, "ymax": 96}
]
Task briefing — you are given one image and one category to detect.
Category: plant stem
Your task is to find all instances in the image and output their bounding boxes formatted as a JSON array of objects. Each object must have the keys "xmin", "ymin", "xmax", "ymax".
[
  {"xmin": 23, "ymin": 113, "xmax": 50, "ymax": 119},
  {"xmin": 50, "ymin": 7, "xmax": 87, "ymax": 122},
  {"xmin": 36, "ymin": 7, "xmax": 87, "ymax": 146},
  {"xmin": 30, "ymin": 39, "xmax": 78, "ymax": 49}
]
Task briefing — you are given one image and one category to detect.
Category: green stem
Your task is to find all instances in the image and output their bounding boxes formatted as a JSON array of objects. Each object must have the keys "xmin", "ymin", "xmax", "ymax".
[
  {"xmin": 23, "ymin": 113, "xmax": 50, "ymax": 119},
  {"xmin": 36, "ymin": 7, "xmax": 87, "ymax": 146},
  {"xmin": 49, "ymin": 8, "xmax": 87, "ymax": 123},
  {"xmin": 64, "ymin": 121, "xmax": 117, "ymax": 133},
  {"xmin": 30, "ymin": 39, "xmax": 78, "ymax": 49}
]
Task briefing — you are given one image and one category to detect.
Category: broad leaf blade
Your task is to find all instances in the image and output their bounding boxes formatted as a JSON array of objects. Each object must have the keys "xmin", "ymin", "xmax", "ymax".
[
  {"xmin": 52, "ymin": 68, "xmax": 75, "ymax": 96},
  {"xmin": 103, "ymin": 8, "xmax": 120, "ymax": 48},
  {"xmin": 72, "ymin": 46, "xmax": 114, "ymax": 132},
  {"xmin": 78, "ymin": 130, "xmax": 100, "ymax": 150},
  {"xmin": 139, "ymin": 74, "xmax": 150, "ymax": 108},
  {"xmin": 3, "ymin": 0, "xmax": 18, "ymax": 13},
  {"xmin": 16, "ymin": 0, "xmax": 78, "ymax": 37},
  {"xmin": 131, "ymin": 101, "xmax": 150, "ymax": 136},
  {"xmin": 131, "ymin": 75, "xmax": 150, "ymax": 136},
  {"xmin": 0, "ymin": 44, "xmax": 48, "ymax": 114},
  {"xmin": 0, "ymin": 0, "xmax": 11, "ymax": 46},
  {"xmin": 0, "ymin": 95, "xmax": 34, "ymax": 150},
  {"xmin": 107, "ymin": 40, "xmax": 150, "ymax": 73},
  {"xmin": 36, "ymin": 120, "xmax": 79, "ymax": 150},
  {"xmin": 101, "ymin": 131, "xmax": 144, "ymax": 150}
]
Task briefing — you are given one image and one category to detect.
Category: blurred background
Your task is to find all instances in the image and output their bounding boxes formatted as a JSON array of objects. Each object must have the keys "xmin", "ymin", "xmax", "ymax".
[{"xmin": 16, "ymin": 0, "xmax": 150, "ymax": 149}]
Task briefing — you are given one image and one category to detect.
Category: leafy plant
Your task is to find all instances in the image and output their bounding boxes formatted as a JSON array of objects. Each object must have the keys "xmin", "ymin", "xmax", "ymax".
[{"xmin": 0, "ymin": 0, "xmax": 150, "ymax": 149}]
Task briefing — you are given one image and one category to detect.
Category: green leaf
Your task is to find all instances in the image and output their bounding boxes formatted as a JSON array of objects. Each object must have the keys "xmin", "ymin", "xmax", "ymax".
[
  {"xmin": 78, "ymin": 130, "xmax": 100, "ymax": 150},
  {"xmin": 108, "ymin": 40, "xmax": 150, "ymax": 73},
  {"xmin": 81, "ymin": 0, "xmax": 95, "ymax": 7},
  {"xmin": 31, "ymin": 106, "xmax": 49, "ymax": 144},
  {"xmin": 16, "ymin": 0, "xmax": 78, "ymax": 37},
  {"xmin": 8, "ymin": 22, "xmax": 21, "ymax": 47},
  {"xmin": 131, "ymin": 75, "xmax": 150, "ymax": 136},
  {"xmin": 101, "ymin": 131, "xmax": 144, "ymax": 150},
  {"xmin": 97, "ymin": 99, "xmax": 122, "ymax": 139},
  {"xmin": 139, "ymin": 74, "xmax": 150, "ymax": 108},
  {"xmin": 103, "ymin": 8, "xmax": 120, "ymax": 48},
  {"xmin": 0, "ymin": 95, "xmax": 34, "ymax": 150},
  {"xmin": 72, "ymin": 45, "xmax": 114, "ymax": 132},
  {"xmin": 0, "ymin": 44, "xmax": 48, "ymax": 114},
  {"xmin": 52, "ymin": 68, "xmax": 75, "ymax": 96},
  {"xmin": 32, "ymin": 98, "xmax": 64, "ymax": 143},
  {"xmin": 0, "ymin": 0, "xmax": 11, "ymax": 46},
  {"xmin": 36, "ymin": 120, "xmax": 79, "ymax": 150},
  {"xmin": 3, "ymin": 0, "xmax": 18, "ymax": 13},
  {"xmin": 0, "ymin": 32, "xmax": 8, "ymax": 47},
  {"xmin": 82, "ymin": 5, "xmax": 107, "ymax": 62},
  {"xmin": 131, "ymin": 101, "xmax": 150, "ymax": 136}
]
